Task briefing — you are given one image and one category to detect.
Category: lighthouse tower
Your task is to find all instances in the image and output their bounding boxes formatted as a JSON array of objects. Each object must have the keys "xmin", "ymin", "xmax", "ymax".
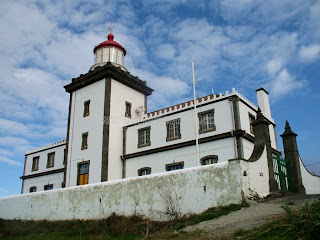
[
  {"xmin": 63, "ymin": 30, "xmax": 153, "ymax": 187},
  {"xmin": 90, "ymin": 33, "xmax": 127, "ymax": 71}
]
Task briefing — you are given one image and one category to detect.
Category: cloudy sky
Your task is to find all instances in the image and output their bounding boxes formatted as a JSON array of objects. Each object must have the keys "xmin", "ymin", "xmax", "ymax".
[{"xmin": 0, "ymin": 0, "xmax": 319, "ymax": 197}]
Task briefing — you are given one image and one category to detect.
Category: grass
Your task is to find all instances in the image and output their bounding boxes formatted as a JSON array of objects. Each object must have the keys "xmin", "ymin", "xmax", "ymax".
[
  {"xmin": 175, "ymin": 202, "xmax": 249, "ymax": 230},
  {"xmin": 238, "ymin": 197, "xmax": 320, "ymax": 240},
  {"xmin": 0, "ymin": 202, "xmax": 248, "ymax": 239}
]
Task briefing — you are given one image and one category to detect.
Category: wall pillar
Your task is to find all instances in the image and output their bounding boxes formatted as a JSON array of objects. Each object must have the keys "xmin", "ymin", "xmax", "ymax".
[
  {"xmin": 248, "ymin": 108, "xmax": 278, "ymax": 192},
  {"xmin": 280, "ymin": 121, "xmax": 306, "ymax": 194}
]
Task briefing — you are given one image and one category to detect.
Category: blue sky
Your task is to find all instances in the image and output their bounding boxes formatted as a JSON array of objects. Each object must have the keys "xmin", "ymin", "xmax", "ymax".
[{"xmin": 0, "ymin": 0, "xmax": 319, "ymax": 197}]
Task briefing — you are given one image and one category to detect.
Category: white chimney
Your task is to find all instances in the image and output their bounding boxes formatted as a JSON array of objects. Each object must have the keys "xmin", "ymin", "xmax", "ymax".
[{"xmin": 256, "ymin": 88, "xmax": 272, "ymax": 119}]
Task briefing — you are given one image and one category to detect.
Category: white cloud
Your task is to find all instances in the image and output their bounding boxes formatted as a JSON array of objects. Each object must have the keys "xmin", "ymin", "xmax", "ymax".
[
  {"xmin": 266, "ymin": 58, "xmax": 283, "ymax": 75},
  {"xmin": 0, "ymin": 149, "xmax": 14, "ymax": 157},
  {"xmin": 155, "ymin": 44, "xmax": 176, "ymax": 60},
  {"xmin": 298, "ymin": 44, "xmax": 320, "ymax": 63},
  {"xmin": 0, "ymin": 118, "xmax": 30, "ymax": 136},
  {"xmin": 0, "ymin": 156, "xmax": 23, "ymax": 167},
  {"xmin": 270, "ymin": 69, "xmax": 306, "ymax": 98},
  {"xmin": 0, "ymin": 137, "xmax": 29, "ymax": 146}
]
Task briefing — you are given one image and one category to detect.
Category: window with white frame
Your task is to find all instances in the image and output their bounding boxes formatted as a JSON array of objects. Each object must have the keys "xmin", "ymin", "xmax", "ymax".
[
  {"xmin": 166, "ymin": 118, "xmax": 181, "ymax": 141},
  {"xmin": 138, "ymin": 127, "xmax": 151, "ymax": 148},
  {"xmin": 199, "ymin": 109, "xmax": 216, "ymax": 134},
  {"xmin": 29, "ymin": 186, "xmax": 37, "ymax": 193}
]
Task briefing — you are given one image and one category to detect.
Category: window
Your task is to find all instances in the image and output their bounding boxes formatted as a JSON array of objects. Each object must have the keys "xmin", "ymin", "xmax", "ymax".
[
  {"xmin": 201, "ymin": 155, "xmax": 218, "ymax": 165},
  {"xmin": 138, "ymin": 167, "xmax": 151, "ymax": 176},
  {"xmin": 125, "ymin": 101, "xmax": 131, "ymax": 118},
  {"xmin": 199, "ymin": 109, "xmax": 216, "ymax": 134},
  {"xmin": 166, "ymin": 162, "xmax": 184, "ymax": 171},
  {"xmin": 249, "ymin": 113, "xmax": 255, "ymax": 134},
  {"xmin": 83, "ymin": 100, "xmax": 90, "ymax": 117},
  {"xmin": 47, "ymin": 152, "xmax": 55, "ymax": 168},
  {"xmin": 44, "ymin": 184, "xmax": 53, "ymax": 191},
  {"xmin": 29, "ymin": 186, "xmax": 37, "ymax": 193},
  {"xmin": 32, "ymin": 156, "xmax": 39, "ymax": 171},
  {"xmin": 138, "ymin": 127, "xmax": 151, "ymax": 148},
  {"xmin": 81, "ymin": 132, "xmax": 88, "ymax": 150},
  {"xmin": 166, "ymin": 118, "xmax": 181, "ymax": 141},
  {"xmin": 78, "ymin": 162, "xmax": 89, "ymax": 185}
]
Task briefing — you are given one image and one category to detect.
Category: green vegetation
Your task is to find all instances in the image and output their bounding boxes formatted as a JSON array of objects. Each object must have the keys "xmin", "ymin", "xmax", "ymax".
[
  {"xmin": 239, "ymin": 197, "xmax": 320, "ymax": 240},
  {"xmin": 175, "ymin": 202, "xmax": 249, "ymax": 230},
  {"xmin": 0, "ymin": 202, "xmax": 248, "ymax": 239},
  {"xmin": 2, "ymin": 199, "xmax": 319, "ymax": 240}
]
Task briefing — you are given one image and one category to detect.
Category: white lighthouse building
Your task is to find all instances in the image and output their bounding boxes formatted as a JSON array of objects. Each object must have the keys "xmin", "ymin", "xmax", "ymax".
[{"xmin": 20, "ymin": 31, "xmax": 278, "ymax": 193}]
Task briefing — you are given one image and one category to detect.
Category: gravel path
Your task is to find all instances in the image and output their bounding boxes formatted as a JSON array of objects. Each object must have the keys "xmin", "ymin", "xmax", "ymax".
[{"xmin": 183, "ymin": 194, "xmax": 319, "ymax": 239}]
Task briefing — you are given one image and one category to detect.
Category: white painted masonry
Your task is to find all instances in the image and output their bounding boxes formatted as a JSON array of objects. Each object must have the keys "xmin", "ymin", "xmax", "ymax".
[
  {"xmin": 22, "ymin": 141, "xmax": 65, "ymax": 194},
  {"xmin": 241, "ymin": 146, "xmax": 271, "ymax": 198},
  {"xmin": 66, "ymin": 79, "xmax": 106, "ymax": 187},
  {"xmin": 299, "ymin": 156, "xmax": 320, "ymax": 194},
  {"xmin": 1, "ymin": 161, "xmax": 244, "ymax": 221},
  {"xmin": 108, "ymin": 79, "xmax": 146, "ymax": 180}
]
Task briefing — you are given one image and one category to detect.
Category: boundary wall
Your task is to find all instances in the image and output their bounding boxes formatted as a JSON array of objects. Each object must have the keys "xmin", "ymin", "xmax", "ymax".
[{"xmin": 0, "ymin": 161, "xmax": 243, "ymax": 221}]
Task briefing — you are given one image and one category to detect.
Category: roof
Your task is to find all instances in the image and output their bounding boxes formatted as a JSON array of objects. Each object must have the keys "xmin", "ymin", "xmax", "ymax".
[{"xmin": 93, "ymin": 33, "xmax": 126, "ymax": 56}]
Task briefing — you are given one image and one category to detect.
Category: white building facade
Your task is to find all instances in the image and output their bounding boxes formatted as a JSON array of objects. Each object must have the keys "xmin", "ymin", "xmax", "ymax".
[{"xmin": 20, "ymin": 32, "xmax": 278, "ymax": 193}]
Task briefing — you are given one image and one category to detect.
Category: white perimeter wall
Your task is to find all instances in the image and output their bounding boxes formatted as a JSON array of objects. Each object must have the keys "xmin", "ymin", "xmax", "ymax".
[
  {"xmin": 66, "ymin": 79, "xmax": 106, "ymax": 187},
  {"xmin": 0, "ymin": 161, "xmax": 243, "ymax": 221},
  {"xmin": 299, "ymin": 156, "xmax": 320, "ymax": 194},
  {"xmin": 241, "ymin": 146, "xmax": 270, "ymax": 197}
]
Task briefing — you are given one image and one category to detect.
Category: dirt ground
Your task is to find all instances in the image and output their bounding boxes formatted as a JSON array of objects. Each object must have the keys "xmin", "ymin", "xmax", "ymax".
[{"xmin": 182, "ymin": 193, "xmax": 320, "ymax": 239}]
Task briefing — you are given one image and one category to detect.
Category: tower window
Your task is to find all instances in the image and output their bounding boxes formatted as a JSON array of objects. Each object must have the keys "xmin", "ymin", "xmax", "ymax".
[
  {"xmin": 166, "ymin": 118, "xmax": 181, "ymax": 141},
  {"xmin": 199, "ymin": 109, "xmax": 216, "ymax": 134},
  {"xmin": 138, "ymin": 127, "xmax": 151, "ymax": 148},
  {"xmin": 81, "ymin": 132, "xmax": 88, "ymax": 150},
  {"xmin": 201, "ymin": 155, "xmax": 218, "ymax": 165},
  {"xmin": 78, "ymin": 161, "xmax": 90, "ymax": 185},
  {"xmin": 29, "ymin": 186, "xmax": 37, "ymax": 193},
  {"xmin": 83, "ymin": 100, "xmax": 90, "ymax": 117},
  {"xmin": 138, "ymin": 167, "xmax": 151, "ymax": 176},
  {"xmin": 44, "ymin": 184, "xmax": 53, "ymax": 191},
  {"xmin": 47, "ymin": 152, "xmax": 55, "ymax": 168},
  {"xmin": 32, "ymin": 156, "xmax": 39, "ymax": 171},
  {"xmin": 125, "ymin": 101, "xmax": 131, "ymax": 118},
  {"xmin": 249, "ymin": 113, "xmax": 255, "ymax": 134}
]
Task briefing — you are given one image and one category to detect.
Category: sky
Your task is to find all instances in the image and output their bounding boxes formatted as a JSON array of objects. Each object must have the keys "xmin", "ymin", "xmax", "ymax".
[{"xmin": 0, "ymin": 0, "xmax": 319, "ymax": 197}]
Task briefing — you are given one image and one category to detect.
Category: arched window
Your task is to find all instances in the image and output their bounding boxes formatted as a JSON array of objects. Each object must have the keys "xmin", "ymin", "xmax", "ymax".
[
  {"xmin": 138, "ymin": 167, "xmax": 151, "ymax": 176},
  {"xmin": 29, "ymin": 186, "xmax": 37, "ymax": 193},
  {"xmin": 201, "ymin": 155, "xmax": 218, "ymax": 165}
]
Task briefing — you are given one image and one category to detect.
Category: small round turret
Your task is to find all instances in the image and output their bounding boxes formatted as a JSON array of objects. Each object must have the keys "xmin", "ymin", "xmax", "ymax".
[{"xmin": 90, "ymin": 32, "xmax": 127, "ymax": 71}]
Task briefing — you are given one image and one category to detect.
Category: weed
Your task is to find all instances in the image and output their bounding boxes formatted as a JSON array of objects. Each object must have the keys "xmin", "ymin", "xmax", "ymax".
[
  {"xmin": 281, "ymin": 197, "xmax": 320, "ymax": 239},
  {"xmin": 234, "ymin": 228, "xmax": 246, "ymax": 237}
]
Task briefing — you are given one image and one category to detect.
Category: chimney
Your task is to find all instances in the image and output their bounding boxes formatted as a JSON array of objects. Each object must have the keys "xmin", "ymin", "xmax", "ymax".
[{"xmin": 256, "ymin": 88, "xmax": 272, "ymax": 119}]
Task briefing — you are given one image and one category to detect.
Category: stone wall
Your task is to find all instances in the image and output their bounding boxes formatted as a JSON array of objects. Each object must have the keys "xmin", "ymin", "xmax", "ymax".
[{"xmin": 0, "ymin": 160, "xmax": 243, "ymax": 221}]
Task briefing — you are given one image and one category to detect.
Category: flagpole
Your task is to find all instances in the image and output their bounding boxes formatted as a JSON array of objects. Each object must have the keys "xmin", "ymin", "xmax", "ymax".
[{"xmin": 192, "ymin": 62, "xmax": 201, "ymax": 166}]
